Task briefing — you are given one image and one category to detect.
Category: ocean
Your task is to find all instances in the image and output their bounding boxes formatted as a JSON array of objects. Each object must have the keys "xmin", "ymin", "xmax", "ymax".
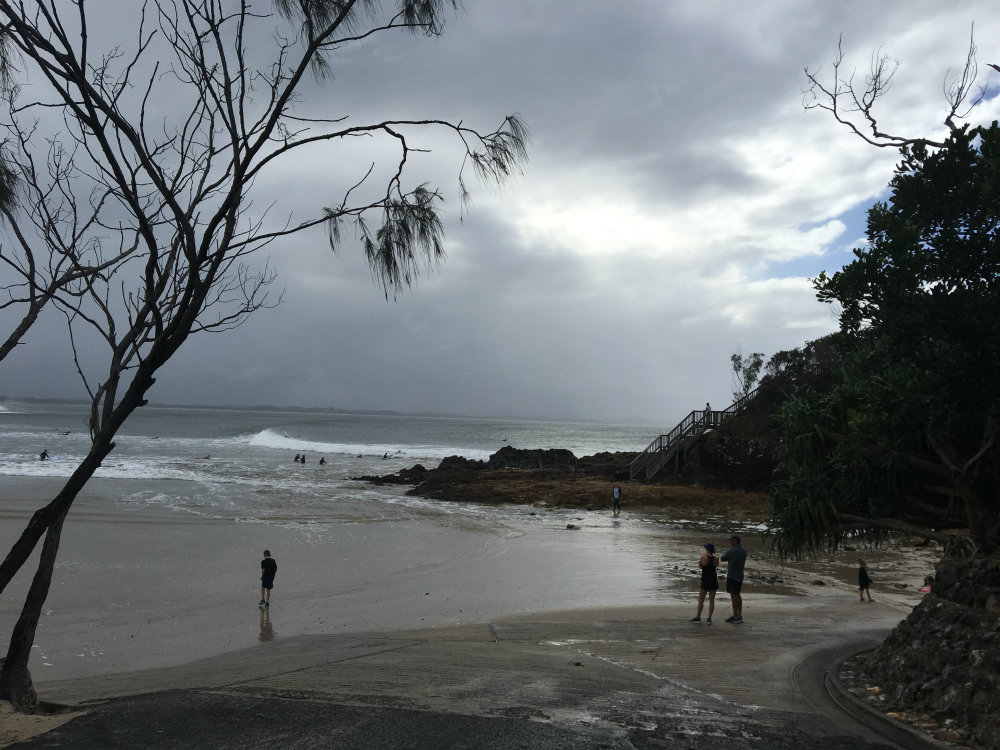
[
  {"xmin": 0, "ymin": 400, "xmax": 656, "ymax": 526},
  {"xmin": 2, "ymin": 401, "xmax": 724, "ymax": 680}
]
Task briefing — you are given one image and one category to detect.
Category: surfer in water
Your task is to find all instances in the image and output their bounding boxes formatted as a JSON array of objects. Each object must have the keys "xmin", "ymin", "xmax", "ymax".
[{"xmin": 39, "ymin": 449, "xmax": 49, "ymax": 460}]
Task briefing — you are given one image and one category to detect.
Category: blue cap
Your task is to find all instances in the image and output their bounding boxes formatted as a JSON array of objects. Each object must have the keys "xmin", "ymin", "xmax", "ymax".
[{"xmin": 704, "ymin": 542, "xmax": 715, "ymax": 553}]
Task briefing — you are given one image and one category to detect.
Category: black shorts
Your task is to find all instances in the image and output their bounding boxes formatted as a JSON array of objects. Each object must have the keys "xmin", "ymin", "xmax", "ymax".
[
  {"xmin": 726, "ymin": 578, "xmax": 742, "ymax": 595},
  {"xmin": 261, "ymin": 578, "xmax": 275, "ymax": 590}
]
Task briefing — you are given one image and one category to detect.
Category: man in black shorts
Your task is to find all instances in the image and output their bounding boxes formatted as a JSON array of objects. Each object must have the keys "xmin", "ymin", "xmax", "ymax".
[
  {"xmin": 721, "ymin": 534, "xmax": 747, "ymax": 623},
  {"xmin": 259, "ymin": 549, "xmax": 277, "ymax": 608}
]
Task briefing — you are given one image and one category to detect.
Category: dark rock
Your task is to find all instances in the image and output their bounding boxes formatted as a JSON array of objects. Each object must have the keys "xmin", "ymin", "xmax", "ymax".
[
  {"xmin": 353, "ymin": 463, "xmax": 430, "ymax": 485},
  {"xmin": 487, "ymin": 445, "xmax": 575, "ymax": 470},
  {"xmin": 351, "ymin": 446, "xmax": 639, "ymax": 506},
  {"xmin": 438, "ymin": 455, "xmax": 482, "ymax": 472},
  {"xmin": 863, "ymin": 556, "xmax": 1000, "ymax": 749}
]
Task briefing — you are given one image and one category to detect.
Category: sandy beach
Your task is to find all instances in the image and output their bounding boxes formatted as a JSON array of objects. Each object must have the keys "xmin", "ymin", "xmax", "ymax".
[
  {"xmin": 0, "ymin": 472, "xmax": 946, "ymax": 747},
  {"xmin": 0, "ymin": 476, "xmax": 938, "ymax": 681}
]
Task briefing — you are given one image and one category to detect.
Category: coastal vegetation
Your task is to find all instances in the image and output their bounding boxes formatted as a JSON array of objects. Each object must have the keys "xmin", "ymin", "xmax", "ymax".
[
  {"xmin": 775, "ymin": 42, "xmax": 1000, "ymax": 748},
  {"xmin": 758, "ymin": 119, "xmax": 1000, "ymax": 749},
  {"xmin": 0, "ymin": 0, "xmax": 527, "ymax": 711},
  {"xmin": 769, "ymin": 123, "xmax": 1000, "ymax": 560}
]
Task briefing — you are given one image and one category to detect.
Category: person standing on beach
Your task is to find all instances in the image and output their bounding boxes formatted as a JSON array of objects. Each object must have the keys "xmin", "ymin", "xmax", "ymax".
[
  {"xmin": 721, "ymin": 534, "xmax": 747, "ymax": 623},
  {"xmin": 690, "ymin": 543, "xmax": 719, "ymax": 623},
  {"xmin": 259, "ymin": 549, "xmax": 277, "ymax": 608},
  {"xmin": 858, "ymin": 559, "xmax": 873, "ymax": 602},
  {"xmin": 612, "ymin": 483, "xmax": 622, "ymax": 516}
]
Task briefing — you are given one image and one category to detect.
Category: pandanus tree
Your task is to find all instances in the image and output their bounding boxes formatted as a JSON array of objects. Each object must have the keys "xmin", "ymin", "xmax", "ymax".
[{"xmin": 0, "ymin": 0, "xmax": 527, "ymax": 711}]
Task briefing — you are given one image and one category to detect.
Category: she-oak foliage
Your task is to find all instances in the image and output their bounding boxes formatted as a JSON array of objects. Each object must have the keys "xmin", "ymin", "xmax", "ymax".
[
  {"xmin": 0, "ymin": 0, "xmax": 527, "ymax": 711},
  {"xmin": 770, "ymin": 122, "xmax": 1000, "ymax": 560}
]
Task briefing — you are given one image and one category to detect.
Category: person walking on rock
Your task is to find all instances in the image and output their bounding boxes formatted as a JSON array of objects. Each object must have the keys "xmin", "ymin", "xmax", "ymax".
[
  {"xmin": 721, "ymin": 534, "xmax": 747, "ymax": 623},
  {"xmin": 259, "ymin": 549, "xmax": 277, "ymax": 608},
  {"xmin": 690, "ymin": 543, "xmax": 719, "ymax": 623}
]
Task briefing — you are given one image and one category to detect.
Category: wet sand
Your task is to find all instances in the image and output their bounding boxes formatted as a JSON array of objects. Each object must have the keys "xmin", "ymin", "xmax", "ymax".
[
  {"xmin": 4, "ymin": 598, "xmax": 933, "ymax": 750},
  {"xmin": 0, "ymin": 475, "xmax": 939, "ymax": 686},
  {"xmin": 0, "ymin": 477, "xmax": 943, "ymax": 747}
]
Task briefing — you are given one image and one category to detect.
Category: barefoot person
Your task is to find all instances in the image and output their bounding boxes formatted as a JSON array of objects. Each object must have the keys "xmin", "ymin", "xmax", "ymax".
[
  {"xmin": 721, "ymin": 534, "xmax": 747, "ymax": 623},
  {"xmin": 259, "ymin": 549, "xmax": 277, "ymax": 608},
  {"xmin": 612, "ymin": 483, "xmax": 622, "ymax": 517},
  {"xmin": 690, "ymin": 543, "xmax": 719, "ymax": 623}
]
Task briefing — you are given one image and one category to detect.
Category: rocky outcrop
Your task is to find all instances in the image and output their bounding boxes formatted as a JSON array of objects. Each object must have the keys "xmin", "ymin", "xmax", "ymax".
[
  {"xmin": 353, "ymin": 446, "xmax": 769, "ymax": 515},
  {"xmin": 485, "ymin": 446, "xmax": 577, "ymax": 471},
  {"xmin": 356, "ymin": 446, "xmax": 637, "ymax": 485},
  {"xmin": 857, "ymin": 556, "xmax": 1000, "ymax": 749}
]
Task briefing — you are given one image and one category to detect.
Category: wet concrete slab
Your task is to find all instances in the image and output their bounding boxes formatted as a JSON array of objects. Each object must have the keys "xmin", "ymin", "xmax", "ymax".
[{"xmin": 6, "ymin": 598, "xmax": 928, "ymax": 750}]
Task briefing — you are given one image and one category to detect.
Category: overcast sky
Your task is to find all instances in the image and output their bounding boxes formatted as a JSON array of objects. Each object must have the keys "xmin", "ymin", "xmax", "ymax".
[{"xmin": 1, "ymin": 1, "xmax": 999, "ymax": 426}]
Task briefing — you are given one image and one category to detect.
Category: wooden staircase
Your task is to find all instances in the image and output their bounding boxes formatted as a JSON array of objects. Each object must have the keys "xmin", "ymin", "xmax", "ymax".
[{"xmin": 629, "ymin": 387, "xmax": 759, "ymax": 483}]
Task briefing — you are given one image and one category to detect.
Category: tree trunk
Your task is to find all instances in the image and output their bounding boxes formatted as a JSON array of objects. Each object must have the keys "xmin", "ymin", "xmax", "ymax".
[
  {"xmin": 0, "ymin": 444, "xmax": 113, "ymax": 596},
  {"xmin": 0, "ymin": 298, "xmax": 44, "ymax": 365},
  {"xmin": 0, "ymin": 508, "xmax": 68, "ymax": 711}
]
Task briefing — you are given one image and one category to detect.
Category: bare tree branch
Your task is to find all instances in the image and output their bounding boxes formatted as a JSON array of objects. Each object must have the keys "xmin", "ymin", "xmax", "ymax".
[
  {"xmin": 0, "ymin": 0, "xmax": 527, "ymax": 711},
  {"xmin": 803, "ymin": 28, "xmax": 990, "ymax": 148}
]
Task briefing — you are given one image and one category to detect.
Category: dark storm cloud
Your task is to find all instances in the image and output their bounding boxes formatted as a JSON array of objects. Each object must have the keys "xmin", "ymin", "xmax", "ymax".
[{"xmin": 1, "ymin": 1, "xmax": 999, "ymax": 425}]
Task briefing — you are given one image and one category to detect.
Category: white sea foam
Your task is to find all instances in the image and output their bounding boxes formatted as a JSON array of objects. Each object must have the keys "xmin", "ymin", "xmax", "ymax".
[
  {"xmin": 0, "ymin": 405, "xmax": 655, "ymax": 528},
  {"xmin": 243, "ymin": 428, "xmax": 492, "ymax": 461}
]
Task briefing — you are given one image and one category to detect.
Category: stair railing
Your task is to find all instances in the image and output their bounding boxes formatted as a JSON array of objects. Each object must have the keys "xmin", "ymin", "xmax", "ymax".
[{"xmin": 629, "ymin": 386, "xmax": 760, "ymax": 482}]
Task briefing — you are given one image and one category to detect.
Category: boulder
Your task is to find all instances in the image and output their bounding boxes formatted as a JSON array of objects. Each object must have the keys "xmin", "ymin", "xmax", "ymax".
[{"xmin": 864, "ymin": 556, "xmax": 1000, "ymax": 749}]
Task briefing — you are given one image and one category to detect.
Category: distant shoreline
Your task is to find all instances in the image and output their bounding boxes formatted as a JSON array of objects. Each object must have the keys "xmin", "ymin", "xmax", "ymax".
[{"xmin": 0, "ymin": 396, "xmax": 663, "ymax": 429}]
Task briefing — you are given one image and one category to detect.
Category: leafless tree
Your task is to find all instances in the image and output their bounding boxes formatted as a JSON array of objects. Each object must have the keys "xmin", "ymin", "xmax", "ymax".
[
  {"xmin": 0, "ymin": 0, "xmax": 528, "ymax": 711},
  {"xmin": 803, "ymin": 27, "xmax": 990, "ymax": 148},
  {"xmin": 0, "ymin": 126, "xmax": 138, "ymax": 364}
]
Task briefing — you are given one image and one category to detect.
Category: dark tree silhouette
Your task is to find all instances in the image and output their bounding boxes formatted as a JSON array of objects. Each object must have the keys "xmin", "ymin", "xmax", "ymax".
[{"xmin": 0, "ymin": 0, "xmax": 528, "ymax": 711}]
